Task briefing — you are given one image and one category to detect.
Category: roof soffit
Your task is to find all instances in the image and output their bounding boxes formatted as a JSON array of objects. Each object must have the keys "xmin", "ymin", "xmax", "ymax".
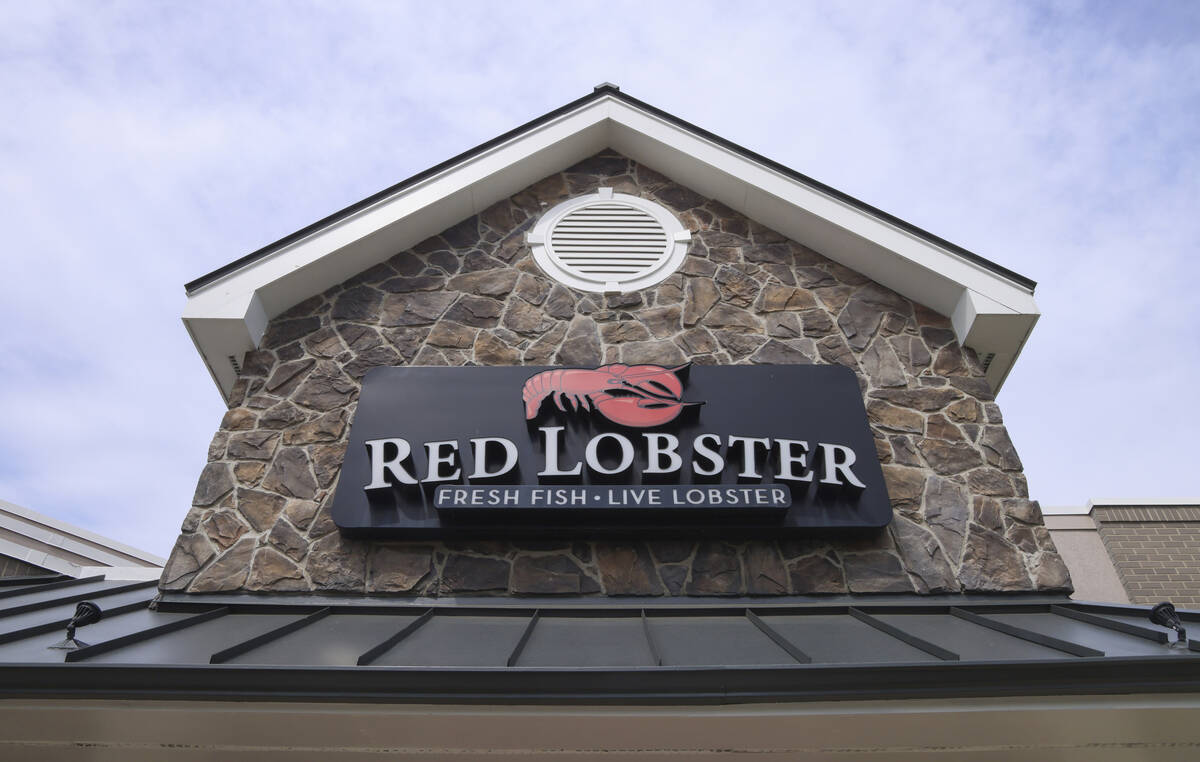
[{"xmin": 183, "ymin": 88, "xmax": 1039, "ymax": 399}]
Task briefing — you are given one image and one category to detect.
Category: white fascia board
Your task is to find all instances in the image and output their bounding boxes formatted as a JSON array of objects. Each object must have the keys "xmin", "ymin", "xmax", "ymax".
[
  {"xmin": 184, "ymin": 94, "xmax": 1039, "ymax": 399},
  {"xmin": 1088, "ymin": 498, "xmax": 1200, "ymax": 509},
  {"xmin": 0, "ymin": 498, "xmax": 166, "ymax": 568},
  {"xmin": 604, "ymin": 99, "xmax": 1039, "ymax": 393},
  {"xmin": 184, "ymin": 103, "xmax": 612, "ymax": 398}
]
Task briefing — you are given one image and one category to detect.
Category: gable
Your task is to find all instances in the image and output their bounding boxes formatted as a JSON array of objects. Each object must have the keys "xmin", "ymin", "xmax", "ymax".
[{"xmin": 183, "ymin": 86, "xmax": 1038, "ymax": 399}]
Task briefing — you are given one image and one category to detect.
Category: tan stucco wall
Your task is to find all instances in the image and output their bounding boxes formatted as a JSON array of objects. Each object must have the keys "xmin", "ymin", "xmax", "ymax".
[{"xmin": 1044, "ymin": 514, "xmax": 1128, "ymax": 603}]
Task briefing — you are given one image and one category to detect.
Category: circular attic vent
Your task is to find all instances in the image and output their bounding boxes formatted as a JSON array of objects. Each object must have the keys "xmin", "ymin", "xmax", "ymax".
[{"xmin": 527, "ymin": 188, "xmax": 691, "ymax": 293}]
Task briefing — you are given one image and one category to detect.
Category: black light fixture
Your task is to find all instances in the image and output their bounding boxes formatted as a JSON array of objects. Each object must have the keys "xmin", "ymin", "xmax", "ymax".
[
  {"xmin": 1149, "ymin": 601, "xmax": 1188, "ymax": 643},
  {"xmin": 48, "ymin": 601, "xmax": 103, "ymax": 650}
]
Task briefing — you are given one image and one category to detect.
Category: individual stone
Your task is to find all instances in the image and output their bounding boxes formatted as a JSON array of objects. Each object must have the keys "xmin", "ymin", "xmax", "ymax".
[
  {"xmin": 1006, "ymin": 524, "xmax": 1038, "ymax": 553},
  {"xmin": 234, "ymin": 461, "xmax": 266, "ymax": 486},
  {"xmin": 932, "ymin": 345, "xmax": 967, "ymax": 376},
  {"xmin": 958, "ymin": 524, "xmax": 1034, "ymax": 592},
  {"xmin": 310, "ymin": 444, "xmax": 344, "ymax": 489},
  {"xmin": 220, "ymin": 408, "xmax": 256, "ymax": 431},
  {"xmin": 945, "ymin": 398, "xmax": 981, "ymax": 423},
  {"xmin": 1033, "ymin": 552, "xmax": 1072, "ymax": 591},
  {"xmin": 659, "ymin": 565, "xmax": 688, "ymax": 595},
  {"xmin": 264, "ymin": 359, "xmax": 316, "ymax": 394},
  {"xmin": 748, "ymin": 339, "xmax": 813, "ymax": 365},
  {"xmin": 331, "ymin": 285, "xmax": 382, "ymax": 321},
  {"xmin": 544, "ymin": 285, "xmax": 576, "ymax": 320},
  {"xmin": 788, "ymin": 554, "xmax": 846, "ymax": 593},
  {"xmin": 427, "ymin": 321, "xmax": 477, "ymax": 348},
  {"xmin": 654, "ymin": 184, "xmax": 705, "ymax": 212},
  {"xmin": 203, "ymin": 510, "xmax": 248, "ymax": 550},
  {"xmin": 160, "ymin": 533, "xmax": 216, "ymax": 589},
  {"xmin": 920, "ymin": 326, "xmax": 956, "ymax": 349},
  {"xmin": 601, "ymin": 321, "xmax": 652, "ymax": 343},
  {"xmin": 410, "ymin": 345, "xmax": 448, "ymax": 366},
  {"xmin": 715, "ymin": 266, "xmax": 761, "ymax": 308},
  {"xmin": 656, "ymin": 274, "xmax": 684, "ymax": 304},
  {"xmin": 502, "ymin": 300, "xmax": 555, "ymax": 335},
  {"xmin": 867, "ymin": 400, "xmax": 924, "ymax": 434},
  {"xmin": 381, "ymin": 327, "xmax": 431, "ymax": 360},
  {"xmin": 968, "ymin": 468, "xmax": 1015, "ymax": 496},
  {"xmin": 267, "ymin": 519, "xmax": 308, "ymax": 562},
  {"xmin": 682, "ymin": 278, "xmax": 719, "ymax": 325},
  {"xmin": 293, "ymin": 364, "xmax": 356, "ymax": 411},
  {"xmin": 263, "ymin": 317, "xmax": 321, "ymax": 350},
  {"xmin": 681, "ymin": 256, "xmax": 717, "ymax": 277},
  {"xmin": 368, "ymin": 545, "xmax": 433, "ymax": 593},
  {"xmin": 861, "ymin": 339, "xmax": 907, "ymax": 387},
  {"xmin": 246, "ymin": 548, "xmax": 308, "ymax": 592},
  {"xmin": 511, "ymin": 554, "xmax": 601, "ymax": 595},
  {"xmin": 890, "ymin": 334, "xmax": 932, "ymax": 372},
  {"xmin": 474, "ymin": 331, "xmax": 521, "ymax": 364},
  {"xmin": 621, "ymin": 340, "xmax": 688, "ymax": 366},
  {"xmin": 1002, "ymin": 498, "xmax": 1043, "ymax": 524},
  {"xmin": 837, "ymin": 283, "xmax": 912, "ymax": 351},
  {"xmin": 744, "ymin": 542, "xmax": 788, "ymax": 594},
  {"xmin": 305, "ymin": 532, "xmax": 367, "ymax": 592},
  {"xmin": 882, "ymin": 464, "xmax": 925, "ymax": 511},
  {"xmin": 523, "ymin": 322, "xmax": 568, "ymax": 363},
  {"xmin": 869, "ymin": 387, "xmax": 961, "ymax": 412},
  {"xmin": 890, "ymin": 516, "xmax": 959, "ymax": 593},
  {"xmin": 227, "ymin": 430, "xmax": 280, "ymax": 461},
  {"xmin": 283, "ymin": 409, "xmax": 347, "ymax": 446},
  {"xmin": 816, "ymin": 335, "xmax": 858, "ymax": 369},
  {"xmin": 259, "ymin": 402, "xmax": 306, "ymax": 430},
  {"xmin": 236, "ymin": 487, "xmax": 287, "ymax": 532},
  {"xmin": 640, "ymin": 305, "xmax": 682, "ymax": 338},
  {"xmin": 439, "ymin": 554, "xmax": 510, "ymax": 593},
  {"xmin": 443, "ymin": 295, "xmax": 504, "ymax": 328},
  {"xmin": 713, "ymin": 330, "xmax": 767, "ymax": 360},
  {"xmin": 755, "ymin": 284, "xmax": 816, "ymax": 312},
  {"xmin": 686, "ymin": 541, "xmax": 742, "ymax": 595},
  {"xmin": 207, "ymin": 431, "xmax": 228, "ymax": 461},
  {"xmin": 426, "ymin": 250, "xmax": 460, "ymax": 274},
  {"xmin": 764, "ymin": 313, "xmax": 803, "ymax": 339},
  {"xmin": 380, "ymin": 291, "xmax": 457, "ymax": 326},
  {"xmin": 675, "ymin": 327, "xmax": 718, "ymax": 355},
  {"xmin": 705, "ymin": 303, "xmax": 759, "ymax": 330},
  {"xmin": 842, "ymin": 551, "xmax": 913, "ymax": 593},
  {"xmin": 189, "ymin": 536, "xmax": 255, "ymax": 593},
  {"xmin": 948, "ymin": 377, "xmax": 995, "ymax": 401},
  {"xmin": 980, "ymin": 426, "xmax": 1023, "ymax": 471},
  {"xmin": 926, "ymin": 414, "xmax": 965, "ymax": 442},
  {"xmin": 192, "ymin": 463, "xmax": 234, "ymax": 506},
  {"xmin": 973, "ymin": 496, "xmax": 1004, "ymax": 532},
  {"xmin": 262, "ymin": 448, "xmax": 319, "ymax": 500},
  {"xmin": 594, "ymin": 544, "xmax": 662, "ymax": 595},
  {"xmin": 555, "ymin": 317, "xmax": 602, "ymax": 366},
  {"xmin": 447, "ymin": 269, "xmax": 519, "ymax": 297},
  {"xmin": 889, "ymin": 435, "xmax": 922, "ymax": 467},
  {"xmin": 917, "ymin": 438, "xmax": 983, "ymax": 475},
  {"xmin": 283, "ymin": 498, "xmax": 321, "ymax": 531},
  {"xmin": 380, "ymin": 274, "xmax": 446, "ymax": 293},
  {"xmin": 387, "ymin": 250, "xmax": 425, "ymax": 276},
  {"xmin": 515, "ymin": 274, "xmax": 551, "ymax": 305},
  {"xmin": 925, "ymin": 476, "xmax": 969, "ymax": 565}
]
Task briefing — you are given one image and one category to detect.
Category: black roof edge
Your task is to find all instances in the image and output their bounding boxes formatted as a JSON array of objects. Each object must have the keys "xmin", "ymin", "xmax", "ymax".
[
  {"xmin": 2, "ymin": 656, "xmax": 1197, "ymax": 705},
  {"xmin": 184, "ymin": 84, "xmax": 1036, "ymax": 296}
]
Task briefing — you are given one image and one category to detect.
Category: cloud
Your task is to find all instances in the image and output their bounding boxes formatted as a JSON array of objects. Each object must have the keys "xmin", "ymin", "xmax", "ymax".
[{"xmin": 0, "ymin": 1, "xmax": 1197, "ymax": 554}]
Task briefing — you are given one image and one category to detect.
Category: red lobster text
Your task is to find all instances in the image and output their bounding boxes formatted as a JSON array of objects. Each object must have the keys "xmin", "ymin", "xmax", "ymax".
[{"xmin": 522, "ymin": 364, "xmax": 702, "ymax": 428}]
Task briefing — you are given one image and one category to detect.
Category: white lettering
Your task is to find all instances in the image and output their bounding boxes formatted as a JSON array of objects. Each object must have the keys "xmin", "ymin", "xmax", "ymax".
[
  {"xmin": 424, "ymin": 440, "xmax": 461, "ymax": 483},
  {"xmin": 691, "ymin": 433, "xmax": 724, "ymax": 476},
  {"xmin": 364, "ymin": 438, "xmax": 418, "ymax": 489},
  {"xmin": 727, "ymin": 436, "xmax": 771, "ymax": 479},
  {"xmin": 819, "ymin": 443, "xmax": 866, "ymax": 488},
  {"xmin": 776, "ymin": 439, "xmax": 814, "ymax": 482},
  {"xmin": 538, "ymin": 426, "xmax": 583, "ymax": 476},
  {"xmin": 468, "ymin": 437, "xmax": 519, "ymax": 480},
  {"xmin": 643, "ymin": 433, "xmax": 682, "ymax": 474},
  {"xmin": 585, "ymin": 433, "xmax": 635, "ymax": 475}
]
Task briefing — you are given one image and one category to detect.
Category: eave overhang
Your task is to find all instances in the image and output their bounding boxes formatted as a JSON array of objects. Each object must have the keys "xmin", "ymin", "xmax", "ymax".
[{"xmin": 183, "ymin": 85, "xmax": 1039, "ymax": 400}]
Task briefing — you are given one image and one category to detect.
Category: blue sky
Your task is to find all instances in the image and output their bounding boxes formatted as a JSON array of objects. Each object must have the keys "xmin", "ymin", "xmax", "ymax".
[{"xmin": 1, "ymin": 1, "xmax": 1197, "ymax": 554}]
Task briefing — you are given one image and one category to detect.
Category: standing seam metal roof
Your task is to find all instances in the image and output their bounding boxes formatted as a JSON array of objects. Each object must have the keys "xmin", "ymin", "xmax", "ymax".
[{"xmin": 1, "ymin": 575, "xmax": 1197, "ymax": 704}]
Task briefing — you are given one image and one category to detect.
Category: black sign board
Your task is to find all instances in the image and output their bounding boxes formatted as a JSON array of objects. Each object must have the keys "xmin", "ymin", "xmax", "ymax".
[{"xmin": 330, "ymin": 364, "xmax": 892, "ymax": 537}]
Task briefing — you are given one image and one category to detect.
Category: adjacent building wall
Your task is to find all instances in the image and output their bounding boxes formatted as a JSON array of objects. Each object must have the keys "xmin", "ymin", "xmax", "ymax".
[
  {"xmin": 162, "ymin": 152, "xmax": 1070, "ymax": 598},
  {"xmin": 1095, "ymin": 504, "xmax": 1200, "ymax": 607},
  {"xmin": 1043, "ymin": 514, "xmax": 1129, "ymax": 603}
]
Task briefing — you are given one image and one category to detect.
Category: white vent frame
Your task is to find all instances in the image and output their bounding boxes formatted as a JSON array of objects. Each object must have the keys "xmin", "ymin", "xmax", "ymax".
[{"xmin": 526, "ymin": 188, "xmax": 691, "ymax": 293}]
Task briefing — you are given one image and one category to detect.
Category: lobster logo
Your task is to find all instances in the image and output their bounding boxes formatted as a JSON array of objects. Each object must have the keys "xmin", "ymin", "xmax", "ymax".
[{"xmin": 522, "ymin": 364, "xmax": 703, "ymax": 428}]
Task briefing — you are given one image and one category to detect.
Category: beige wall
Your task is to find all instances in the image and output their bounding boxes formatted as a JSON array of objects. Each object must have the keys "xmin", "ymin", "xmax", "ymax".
[{"xmin": 1044, "ymin": 514, "xmax": 1128, "ymax": 604}]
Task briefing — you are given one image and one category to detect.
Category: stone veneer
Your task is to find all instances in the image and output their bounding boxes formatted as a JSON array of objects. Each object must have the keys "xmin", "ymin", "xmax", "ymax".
[{"xmin": 162, "ymin": 151, "xmax": 1071, "ymax": 597}]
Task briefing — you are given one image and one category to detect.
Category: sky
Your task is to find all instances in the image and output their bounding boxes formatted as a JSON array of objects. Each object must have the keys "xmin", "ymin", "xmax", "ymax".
[{"xmin": 1, "ymin": 1, "xmax": 1198, "ymax": 555}]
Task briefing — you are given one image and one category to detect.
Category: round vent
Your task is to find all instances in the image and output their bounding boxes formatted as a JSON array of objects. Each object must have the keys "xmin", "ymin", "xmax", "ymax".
[{"xmin": 527, "ymin": 188, "xmax": 691, "ymax": 293}]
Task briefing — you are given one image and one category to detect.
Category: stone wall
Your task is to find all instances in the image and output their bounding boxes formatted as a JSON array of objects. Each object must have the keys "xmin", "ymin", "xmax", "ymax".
[
  {"xmin": 1096, "ymin": 505, "xmax": 1200, "ymax": 607},
  {"xmin": 162, "ymin": 151, "xmax": 1070, "ymax": 597}
]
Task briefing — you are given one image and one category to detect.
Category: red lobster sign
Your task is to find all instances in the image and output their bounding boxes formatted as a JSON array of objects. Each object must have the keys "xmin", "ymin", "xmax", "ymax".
[{"xmin": 522, "ymin": 364, "xmax": 703, "ymax": 428}]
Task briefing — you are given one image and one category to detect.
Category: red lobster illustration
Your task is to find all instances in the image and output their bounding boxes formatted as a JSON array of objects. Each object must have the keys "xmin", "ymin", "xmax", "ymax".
[{"xmin": 522, "ymin": 364, "xmax": 702, "ymax": 428}]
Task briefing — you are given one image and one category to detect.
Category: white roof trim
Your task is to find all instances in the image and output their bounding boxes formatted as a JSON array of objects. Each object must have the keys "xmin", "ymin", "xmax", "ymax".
[
  {"xmin": 0, "ymin": 498, "xmax": 166, "ymax": 577},
  {"xmin": 184, "ymin": 91, "xmax": 1039, "ymax": 399}
]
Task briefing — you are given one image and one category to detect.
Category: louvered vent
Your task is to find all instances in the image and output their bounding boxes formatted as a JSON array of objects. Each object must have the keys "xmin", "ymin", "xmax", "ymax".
[{"xmin": 528, "ymin": 188, "xmax": 691, "ymax": 293}]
